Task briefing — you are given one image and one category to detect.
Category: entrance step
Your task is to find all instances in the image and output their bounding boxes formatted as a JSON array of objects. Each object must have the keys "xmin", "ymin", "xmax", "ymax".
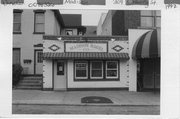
[{"xmin": 15, "ymin": 75, "xmax": 42, "ymax": 90}]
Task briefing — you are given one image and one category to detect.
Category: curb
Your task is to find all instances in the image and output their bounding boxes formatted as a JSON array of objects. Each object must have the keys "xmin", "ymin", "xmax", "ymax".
[{"xmin": 12, "ymin": 103, "xmax": 160, "ymax": 107}]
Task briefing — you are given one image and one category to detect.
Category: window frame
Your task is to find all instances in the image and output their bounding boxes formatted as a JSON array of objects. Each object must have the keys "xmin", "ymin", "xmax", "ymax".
[
  {"xmin": 33, "ymin": 10, "xmax": 45, "ymax": 34},
  {"xmin": 74, "ymin": 60, "xmax": 119, "ymax": 81},
  {"xmin": 90, "ymin": 61, "xmax": 103, "ymax": 79},
  {"xmin": 140, "ymin": 11, "xmax": 161, "ymax": 28},
  {"xmin": 106, "ymin": 61, "xmax": 119, "ymax": 79},
  {"xmin": 74, "ymin": 61, "xmax": 88, "ymax": 79},
  {"xmin": 13, "ymin": 10, "xmax": 23, "ymax": 34}
]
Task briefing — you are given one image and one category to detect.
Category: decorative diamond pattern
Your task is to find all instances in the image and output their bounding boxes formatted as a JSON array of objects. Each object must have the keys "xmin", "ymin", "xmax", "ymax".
[
  {"xmin": 112, "ymin": 45, "xmax": 124, "ymax": 52},
  {"xmin": 48, "ymin": 44, "xmax": 60, "ymax": 52}
]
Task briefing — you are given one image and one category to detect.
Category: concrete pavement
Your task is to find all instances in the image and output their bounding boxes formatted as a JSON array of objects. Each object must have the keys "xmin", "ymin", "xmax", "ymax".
[{"xmin": 12, "ymin": 90, "xmax": 160, "ymax": 106}]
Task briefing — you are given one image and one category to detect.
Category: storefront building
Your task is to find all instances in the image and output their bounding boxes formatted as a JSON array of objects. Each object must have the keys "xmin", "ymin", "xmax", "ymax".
[
  {"xmin": 42, "ymin": 36, "xmax": 133, "ymax": 91},
  {"xmin": 43, "ymin": 28, "xmax": 160, "ymax": 92}
]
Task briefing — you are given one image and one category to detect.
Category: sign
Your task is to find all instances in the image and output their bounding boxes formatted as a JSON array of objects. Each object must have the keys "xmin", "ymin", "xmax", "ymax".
[{"xmin": 66, "ymin": 43, "xmax": 107, "ymax": 52}]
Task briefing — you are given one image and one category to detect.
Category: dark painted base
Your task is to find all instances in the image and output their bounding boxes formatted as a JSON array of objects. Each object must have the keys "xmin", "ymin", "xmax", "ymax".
[
  {"xmin": 22, "ymin": 74, "xmax": 43, "ymax": 77},
  {"xmin": 43, "ymin": 88, "xmax": 53, "ymax": 91},
  {"xmin": 138, "ymin": 88, "xmax": 160, "ymax": 92},
  {"xmin": 67, "ymin": 88, "xmax": 128, "ymax": 91}
]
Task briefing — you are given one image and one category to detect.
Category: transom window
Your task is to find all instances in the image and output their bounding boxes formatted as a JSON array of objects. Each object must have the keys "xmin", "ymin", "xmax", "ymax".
[
  {"xmin": 34, "ymin": 11, "xmax": 45, "ymax": 33},
  {"xmin": 75, "ymin": 61, "xmax": 88, "ymax": 79},
  {"xmin": 90, "ymin": 61, "xmax": 103, "ymax": 79},
  {"xmin": 74, "ymin": 60, "xmax": 119, "ymax": 81}
]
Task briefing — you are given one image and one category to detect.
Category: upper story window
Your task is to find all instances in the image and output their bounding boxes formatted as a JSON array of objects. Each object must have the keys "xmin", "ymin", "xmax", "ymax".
[
  {"xmin": 65, "ymin": 30, "xmax": 73, "ymax": 35},
  {"xmin": 13, "ymin": 10, "xmax": 23, "ymax": 34},
  {"xmin": 34, "ymin": 10, "xmax": 45, "ymax": 34},
  {"xmin": 140, "ymin": 10, "xmax": 161, "ymax": 28}
]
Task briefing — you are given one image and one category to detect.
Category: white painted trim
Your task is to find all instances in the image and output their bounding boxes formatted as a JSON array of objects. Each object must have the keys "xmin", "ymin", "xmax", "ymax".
[
  {"xmin": 106, "ymin": 61, "xmax": 118, "ymax": 79},
  {"xmin": 75, "ymin": 61, "xmax": 88, "ymax": 79}
]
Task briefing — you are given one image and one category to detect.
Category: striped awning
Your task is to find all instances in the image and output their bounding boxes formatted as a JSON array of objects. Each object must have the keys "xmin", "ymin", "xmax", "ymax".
[
  {"xmin": 132, "ymin": 29, "xmax": 160, "ymax": 59},
  {"xmin": 43, "ymin": 52, "xmax": 129, "ymax": 60}
]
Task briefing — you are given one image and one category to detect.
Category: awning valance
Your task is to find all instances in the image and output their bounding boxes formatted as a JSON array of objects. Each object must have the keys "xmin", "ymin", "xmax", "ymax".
[
  {"xmin": 132, "ymin": 29, "xmax": 160, "ymax": 59},
  {"xmin": 43, "ymin": 52, "xmax": 129, "ymax": 60}
]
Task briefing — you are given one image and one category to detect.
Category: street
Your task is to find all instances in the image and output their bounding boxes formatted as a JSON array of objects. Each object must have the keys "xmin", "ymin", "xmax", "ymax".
[{"xmin": 12, "ymin": 104, "xmax": 160, "ymax": 115}]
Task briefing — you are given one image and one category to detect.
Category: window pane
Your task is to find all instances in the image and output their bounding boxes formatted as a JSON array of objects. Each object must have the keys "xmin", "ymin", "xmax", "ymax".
[
  {"xmin": 35, "ymin": 13, "xmax": 44, "ymax": 23},
  {"xmin": 14, "ymin": 13, "xmax": 21, "ymax": 23},
  {"xmin": 13, "ymin": 23, "xmax": 21, "ymax": 32},
  {"xmin": 37, "ymin": 52, "xmax": 43, "ymax": 63},
  {"xmin": 156, "ymin": 17, "xmax": 161, "ymax": 27},
  {"xmin": 76, "ymin": 63, "xmax": 87, "ymax": 70},
  {"xmin": 141, "ymin": 17, "xmax": 154, "ymax": 27},
  {"xmin": 92, "ymin": 70, "xmax": 102, "ymax": 77},
  {"xmin": 107, "ymin": 62, "xmax": 117, "ymax": 69},
  {"xmin": 76, "ymin": 70, "xmax": 87, "ymax": 77},
  {"xmin": 92, "ymin": 62, "xmax": 102, "ymax": 69},
  {"xmin": 35, "ymin": 24, "xmax": 44, "ymax": 32},
  {"xmin": 141, "ymin": 10, "xmax": 153, "ymax": 16},
  {"xmin": 107, "ymin": 70, "xmax": 117, "ymax": 77}
]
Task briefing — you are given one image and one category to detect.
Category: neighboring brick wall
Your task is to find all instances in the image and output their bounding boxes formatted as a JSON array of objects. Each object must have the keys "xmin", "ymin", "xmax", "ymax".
[
  {"xmin": 112, "ymin": 10, "xmax": 140, "ymax": 36},
  {"xmin": 112, "ymin": 10, "xmax": 125, "ymax": 36},
  {"xmin": 124, "ymin": 11, "xmax": 140, "ymax": 35}
]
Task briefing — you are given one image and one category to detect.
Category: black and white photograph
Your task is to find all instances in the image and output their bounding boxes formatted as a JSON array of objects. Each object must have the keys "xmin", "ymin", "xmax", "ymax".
[{"xmin": 12, "ymin": 9, "xmax": 161, "ymax": 115}]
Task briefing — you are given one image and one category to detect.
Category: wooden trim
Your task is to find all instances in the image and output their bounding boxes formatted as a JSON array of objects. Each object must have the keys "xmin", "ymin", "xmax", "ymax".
[
  {"xmin": 74, "ymin": 79, "xmax": 119, "ymax": 81},
  {"xmin": 52, "ymin": 60, "xmax": 54, "ymax": 89},
  {"xmin": 33, "ymin": 10, "xmax": 46, "ymax": 13},
  {"xmin": 13, "ymin": 32, "xmax": 22, "ymax": 34},
  {"xmin": 13, "ymin": 9, "xmax": 23, "ymax": 13},
  {"xmin": 73, "ymin": 60, "xmax": 120, "ymax": 82},
  {"xmin": 67, "ymin": 88, "xmax": 128, "ymax": 91},
  {"xmin": 43, "ymin": 35, "xmax": 128, "ymax": 41},
  {"xmin": 33, "ymin": 32, "xmax": 45, "ymax": 34}
]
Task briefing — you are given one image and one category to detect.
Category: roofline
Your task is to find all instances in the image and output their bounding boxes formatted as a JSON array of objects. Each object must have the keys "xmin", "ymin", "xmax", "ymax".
[
  {"xmin": 52, "ymin": 10, "xmax": 65, "ymax": 27},
  {"xmin": 43, "ymin": 35, "xmax": 128, "ymax": 41}
]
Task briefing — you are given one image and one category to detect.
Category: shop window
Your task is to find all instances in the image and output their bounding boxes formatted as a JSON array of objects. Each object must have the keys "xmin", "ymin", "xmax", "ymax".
[
  {"xmin": 75, "ymin": 61, "xmax": 88, "ymax": 79},
  {"xmin": 34, "ymin": 10, "xmax": 45, "ymax": 33},
  {"xmin": 90, "ymin": 61, "xmax": 103, "ymax": 79},
  {"xmin": 106, "ymin": 61, "xmax": 118, "ymax": 79},
  {"xmin": 140, "ymin": 10, "xmax": 161, "ymax": 28},
  {"xmin": 13, "ymin": 10, "xmax": 22, "ymax": 33},
  {"xmin": 74, "ymin": 60, "xmax": 119, "ymax": 81}
]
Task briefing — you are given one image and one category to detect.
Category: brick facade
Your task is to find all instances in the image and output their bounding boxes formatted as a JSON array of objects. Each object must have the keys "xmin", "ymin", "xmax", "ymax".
[{"xmin": 112, "ymin": 10, "xmax": 140, "ymax": 36}]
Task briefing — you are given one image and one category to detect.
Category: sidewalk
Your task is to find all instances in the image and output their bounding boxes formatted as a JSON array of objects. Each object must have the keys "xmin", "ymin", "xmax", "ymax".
[{"xmin": 12, "ymin": 90, "xmax": 160, "ymax": 106}]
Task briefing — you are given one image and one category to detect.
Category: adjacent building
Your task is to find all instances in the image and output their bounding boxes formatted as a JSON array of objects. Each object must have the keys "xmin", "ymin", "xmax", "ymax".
[
  {"xmin": 42, "ymin": 10, "xmax": 161, "ymax": 91},
  {"xmin": 13, "ymin": 9, "xmax": 161, "ymax": 92},
  {"xmin": 13, "ymin": 9, "xmax": 85, "ymax": 75}
]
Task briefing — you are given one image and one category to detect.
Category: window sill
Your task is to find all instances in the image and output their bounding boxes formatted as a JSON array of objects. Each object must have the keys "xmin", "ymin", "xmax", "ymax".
[
  {"xmin": 13, "ymin": 32, "xmax": 22, "ymax": 34},
  {"xmin": 74, "ymin": 78, "xmax": 119, "ymax": 81},
  {"xmin": 33, "ymin": 32, "xmax": 45, "ymax": 34}
]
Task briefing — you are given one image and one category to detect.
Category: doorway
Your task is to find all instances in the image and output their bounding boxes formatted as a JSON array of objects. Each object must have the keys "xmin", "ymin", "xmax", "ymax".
[
  {"xmin": 34, "ymin": 50, "xmax": 43, "ymax": 75},
  {"xmin": 54, "ymin": 60, "xmax": 67, "ymax": 90}
]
